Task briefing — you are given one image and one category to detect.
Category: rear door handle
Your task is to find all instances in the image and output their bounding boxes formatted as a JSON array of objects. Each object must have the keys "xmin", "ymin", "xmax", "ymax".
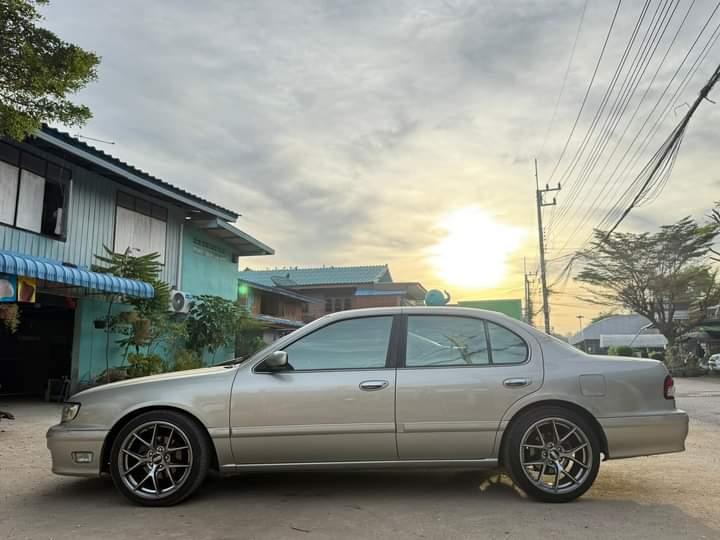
[
  {"xmin": 359, "ymin": 380, "xmax": 389, "ymax": 391},
  {"xmin": 503, "ymin": 377, "xmax": 530, "ymax": 388}
]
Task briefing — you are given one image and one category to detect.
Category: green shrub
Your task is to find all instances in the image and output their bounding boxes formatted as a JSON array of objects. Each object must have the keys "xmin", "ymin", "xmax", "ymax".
[
  {"xmin": 173, "ymin": 350, "xmax": 204, "ymax": 371},
  {"xmin": 649, "ymin": 351, "xmax": 665, "ymax": 362},
  {"xmin": 94, "ymin": 367, "xmax": 129, "ymax": 384},
  {"xmin": 126, "ymin": 353, "xmax": 166, "ymax": 378},
  {"xmin": 608, "ymin": 345, "xmax": 635, "ymax": 357}
]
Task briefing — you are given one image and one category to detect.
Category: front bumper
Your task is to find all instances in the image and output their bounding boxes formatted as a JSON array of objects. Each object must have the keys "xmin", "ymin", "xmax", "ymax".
[
  {"xmin": 46, "ymin": 424, "xmax": 108, "ymax": 477},
  {"xmin": 600, "ymin": 410, "xmax": 689, "ymax": 459}
]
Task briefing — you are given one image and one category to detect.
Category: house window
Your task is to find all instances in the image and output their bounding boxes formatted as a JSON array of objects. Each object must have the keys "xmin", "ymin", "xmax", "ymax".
[
  {"xmin": 324, "ymin": 297, "xmax": 352, "ymax": 313},
  {"xmin": 114, "ymin": 191, "xmax": 168, "ymax": 261},
  {"xmin": 0, "ymin": 141, "xmax": 71, "ymax": 240}
]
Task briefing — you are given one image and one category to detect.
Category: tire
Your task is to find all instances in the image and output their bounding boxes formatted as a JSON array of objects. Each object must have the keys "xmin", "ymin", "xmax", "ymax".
[
  {"xmin": 504, "ymin": 406, "xmax": 600, "ymax": 503},
  {"xmin": 110, "ymin": 410, "xmax": 210, "ymax": 506}
]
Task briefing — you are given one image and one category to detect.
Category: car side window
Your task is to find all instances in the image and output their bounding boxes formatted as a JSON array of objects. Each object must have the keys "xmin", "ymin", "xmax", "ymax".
[
  {"xmin": 486, "ymin": 321, "xmax": 528, "ymax": 364},
  {"xmin": 406, "ymin": 316, "xmax": 489, "ymax": 367},
  {"xmin": 282, "ymin": 316, "xmax": 393, "ymax": 370}
]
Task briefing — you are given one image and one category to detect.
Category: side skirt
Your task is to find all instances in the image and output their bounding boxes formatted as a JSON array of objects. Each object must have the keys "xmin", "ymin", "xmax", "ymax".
[{"xmin": 219, "ymin": 458, "xmax": 499, "ymax": 474}]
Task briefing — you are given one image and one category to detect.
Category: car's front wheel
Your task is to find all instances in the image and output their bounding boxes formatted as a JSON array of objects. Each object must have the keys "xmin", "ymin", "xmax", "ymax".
[
  {"xmin": 109, "ymin": 410, "xmax": 210, "ymax": 506},
  {"xmin": 505, "ymin": 406, "xmax": 600, "ymax": 503}
]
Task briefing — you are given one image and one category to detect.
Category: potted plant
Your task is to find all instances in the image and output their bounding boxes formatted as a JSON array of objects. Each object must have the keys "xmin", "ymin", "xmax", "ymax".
[
  {"xmin": 132, "ymin": 318, "xmax": 151, "ymax": 344},
  {"xmin": 117, "ymin": 310, "xmax": 138, "ymax": 324},
  {"xmin": 93, "ymin": 317, "xmax": 107, "ymax": 329}
]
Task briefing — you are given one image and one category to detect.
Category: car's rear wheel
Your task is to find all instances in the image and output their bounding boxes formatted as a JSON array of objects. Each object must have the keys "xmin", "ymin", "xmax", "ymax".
[
  {"xmin": 505, "ymin": 406, "xmax": 600, "ymax": 503},
  {"xmin": 110, "ymin": 410, "xmax": 210, "ymax": 506}
]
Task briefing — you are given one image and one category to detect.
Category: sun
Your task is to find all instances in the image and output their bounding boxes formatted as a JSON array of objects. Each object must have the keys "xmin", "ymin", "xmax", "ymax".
[{"xmin": 428, "ymin": 206, "xmax": 526, "ymax": 289}]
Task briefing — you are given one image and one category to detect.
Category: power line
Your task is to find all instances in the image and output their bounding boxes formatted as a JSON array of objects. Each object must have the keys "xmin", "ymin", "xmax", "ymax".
[
  {"xmin": 550, "ymin": 0, "xmax": 678, "ymax": 238},
  {"xmin": 548, "ymin": 0, "xmax": 661, "ymax": 232},
  {"xmin": 538, "ymin": 0, "xmax": 589, "ymax": 157},
  {"xmin": 545, "ymin": 0, "xmax": 624, "ymax": 184},
  {"xmin": 549, "ymin": 1, "xmax": 720, "ymax": 261},
  {"xmin": 601, "ymin": 62, "xmax": 720, "ymax": 238},
  {"xmin": 549, "ymin": 0, "xmax": 701, "ymax": 249}
]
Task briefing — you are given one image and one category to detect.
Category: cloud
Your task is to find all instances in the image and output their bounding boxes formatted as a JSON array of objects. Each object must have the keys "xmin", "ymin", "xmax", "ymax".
[{"xmin": 40, "ymin": 0, "xmax": 720, "ymax": 331}]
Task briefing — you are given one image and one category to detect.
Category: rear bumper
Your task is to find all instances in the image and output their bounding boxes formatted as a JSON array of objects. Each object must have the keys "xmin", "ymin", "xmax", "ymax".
[
  {"xmin": 46, "ymin": 424, "xmax": 108, "ymax": 477},
  {"xmin": 599, "ymin": 410, "xmax": 689, "ymax": 459}
]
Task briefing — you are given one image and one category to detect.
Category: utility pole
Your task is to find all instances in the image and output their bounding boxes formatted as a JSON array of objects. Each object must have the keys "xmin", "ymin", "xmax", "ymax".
[
  {"xmin": 576, "ymin": 315, "xmax": 585, "ymax": 352},
  {"xmin": 535, "ymin": 159, "xmax": 560, "ymax": 334},
  {"xmin": 523, "ymin": 257, "xmax": 536, "ymax": 326}
]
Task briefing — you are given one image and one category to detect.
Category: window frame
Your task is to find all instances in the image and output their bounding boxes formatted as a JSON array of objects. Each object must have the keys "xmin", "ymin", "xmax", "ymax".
[
  {"xmin": 253, "ymin": 314, "xmax": 404, "ymax": 374},
  {"xmin": 0, "ymin": 141, "xmax": 72, "ymax": 242},
  {"xmin": 113, "ymin": 190, "xmax": 169, "ymax": 262},
  {"xmin": 400, "ymin": 314, "xmax": 530, "ymax": 369}
]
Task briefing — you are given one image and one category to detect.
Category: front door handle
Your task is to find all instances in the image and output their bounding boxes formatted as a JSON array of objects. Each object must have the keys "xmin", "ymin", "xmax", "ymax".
[
  {"xmin": 359, "ymin": 380, "xmax": 389, "ymax": 391},
  {"xmin": 503, "ymin": 377, "xmax": 530, "ymax": 388}
]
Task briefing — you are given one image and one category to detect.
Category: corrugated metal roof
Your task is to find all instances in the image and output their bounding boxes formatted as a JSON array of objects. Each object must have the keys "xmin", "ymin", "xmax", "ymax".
[
  {"xmin": 600, "ymin": 334, "xmax": 668, "ymax": 348},
  {"xmin": 0, "ymin": 249, "xmax": 154, "ymax": 298},
  {"xmin": 191, "ymin": 218, "xmax": 274, "ymax": 256},
  {"xmin": 570, "ymin": 314, "xmax": 656, "ymax": 345},
  {"xmin": 239, "ymin": 265, "xmax": 391, "ymax": 287},
  {"xmin": 35, "ymin": 126, "xmax": 238, "ymax": 220}
]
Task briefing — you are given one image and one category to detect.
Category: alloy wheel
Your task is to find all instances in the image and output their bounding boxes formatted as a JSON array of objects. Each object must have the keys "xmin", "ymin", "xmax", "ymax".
[
  {"xmin": 519, "ymin": 417, "xmax": 593, "ymax": 494},
  {"xmin": 117, "ymin": 421, "xmax": 193, "ymax": 500}
]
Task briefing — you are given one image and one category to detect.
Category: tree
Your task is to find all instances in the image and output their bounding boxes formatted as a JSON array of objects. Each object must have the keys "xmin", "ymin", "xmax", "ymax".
[
  {"xmin": 0, "ymin": 0, "xmax": 100, "ymax": 140},
  {"xmin": 575, "ymin": 217, "xmax": 720, "ymax": 345}
]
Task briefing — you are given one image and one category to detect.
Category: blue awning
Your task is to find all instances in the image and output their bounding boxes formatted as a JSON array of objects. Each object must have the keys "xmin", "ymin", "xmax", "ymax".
[{"xmin": 0, "ymin": 250, "xmax": 154, "ymax": 298}]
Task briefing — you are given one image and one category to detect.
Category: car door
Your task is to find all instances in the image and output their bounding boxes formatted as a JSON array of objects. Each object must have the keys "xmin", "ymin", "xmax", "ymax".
[
  {"xmin": 395, "ymin": 313, "xmax": 543, "ymax": 460},
  {"xmin": 229, "ymin": 314, "xmax": 400, "ymax": 464}
]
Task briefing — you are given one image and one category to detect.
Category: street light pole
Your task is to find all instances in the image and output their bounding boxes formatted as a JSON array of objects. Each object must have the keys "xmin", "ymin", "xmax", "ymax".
[{"xmin": 577, "ymin": 315, "xmax": 585, "ymax": 352}]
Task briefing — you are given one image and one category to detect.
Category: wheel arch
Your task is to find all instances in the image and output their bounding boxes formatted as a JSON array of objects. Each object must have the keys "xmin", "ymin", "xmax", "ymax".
[
  {"xmin": 496, "ymin": 399, "xmax": 609, "ymax": 466},
  {"xmin": 100, "ymin": 405, "xmax": 220, "ymax": 473}
]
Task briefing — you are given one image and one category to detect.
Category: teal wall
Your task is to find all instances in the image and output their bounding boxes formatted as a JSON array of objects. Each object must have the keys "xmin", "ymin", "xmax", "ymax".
[
  {"xmin": 180, "ymin": 224, "xmax": 238, "ymax": 301},
  {"xmin": 71, "ymin": 297, "xmax": 134, "ymax": 389},
  {"xmin": 180, "ymin": 224, "xmax": 241, "ymax": 364}
]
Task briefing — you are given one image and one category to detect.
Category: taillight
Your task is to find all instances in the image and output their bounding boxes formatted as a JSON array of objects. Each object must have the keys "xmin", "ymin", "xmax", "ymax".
[{"xmin": 663, "ymin": 375, "xmax": 675, "ymax": 400}]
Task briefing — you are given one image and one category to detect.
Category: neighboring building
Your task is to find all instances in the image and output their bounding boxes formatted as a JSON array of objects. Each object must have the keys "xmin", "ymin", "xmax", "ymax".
[
  {"xmin": 237, "ymin": 279, "xmax": 321, "ymax": 342},
  {"xmin": 457, "ymin": 299, "xmax": 523, "ymax": 320},
  {"xmin": 238, "ymin": 264, "xmax": 426, "ymax": 323},
  {"xmin": 569, "ymin": 314, "xmax": 667, "ymax": 354},
  {"xmin": 0, "ymin": 127, "xmax": 272, "ymax": 396}
]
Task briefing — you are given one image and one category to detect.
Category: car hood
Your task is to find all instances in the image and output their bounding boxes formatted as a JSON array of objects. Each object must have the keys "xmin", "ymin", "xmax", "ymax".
[{"xmin": 72, "ymin": 365, "xmax": 233, "ymax": 399}]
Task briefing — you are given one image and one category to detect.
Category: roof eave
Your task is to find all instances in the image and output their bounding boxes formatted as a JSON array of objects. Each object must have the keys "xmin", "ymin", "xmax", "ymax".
[
  {"xmin": 192, "ymin": 218, "xmax": 274, "ymax": 257},
  {"xmin": 35, "ymin": 130, "xmax": 238, "ymax": 222}
]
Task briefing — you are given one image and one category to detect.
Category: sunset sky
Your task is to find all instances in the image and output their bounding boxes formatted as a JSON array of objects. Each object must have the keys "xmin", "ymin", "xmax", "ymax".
[{"xmin": 42, "ymin": 0, "xmax": 720, "ymax": 333}]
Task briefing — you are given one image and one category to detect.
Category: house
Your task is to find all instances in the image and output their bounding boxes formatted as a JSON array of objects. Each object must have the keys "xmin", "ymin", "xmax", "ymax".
[
  {"xmin": 569, "ymin": 314, "xmax": 667, "ymax": 354},
  {"xmin": 238, "ymin": 264, "xmax": 426, "ymax": 324},
  {"xmin": 0, "ymin": 127, "xmax": 272, "ymax": 396},
  {"xmin": 237, "ymin": 279, "xmax": 321, "ymax": 342}
]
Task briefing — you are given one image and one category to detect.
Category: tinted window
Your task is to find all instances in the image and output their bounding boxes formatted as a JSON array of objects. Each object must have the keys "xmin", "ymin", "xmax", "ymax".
[
  {"xmin": 487, "ymin": 321, "xmax": 528, "ymax": 364},
  {"xmin": 283, "ymin": 316, "xmax": 393, "ymax": 370},
  {"xmin": 406, "ymin": 316, "xmax": 489, "ymax": 367}
]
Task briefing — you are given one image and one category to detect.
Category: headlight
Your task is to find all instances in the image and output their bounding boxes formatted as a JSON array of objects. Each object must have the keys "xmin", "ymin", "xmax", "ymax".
[{"xmin": 61, "ymin": 403, "xmax": 81, "ymax": 423}]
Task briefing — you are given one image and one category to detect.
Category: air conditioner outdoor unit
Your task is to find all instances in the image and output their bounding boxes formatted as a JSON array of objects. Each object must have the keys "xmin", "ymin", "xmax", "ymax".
[{"xmin": 168, "ymin": 290, "xmax": 194, "ymax": 314}]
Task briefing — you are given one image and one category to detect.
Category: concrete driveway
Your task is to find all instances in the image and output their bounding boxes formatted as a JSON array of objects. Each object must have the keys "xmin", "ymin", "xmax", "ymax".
[{"xmin": 1, "ymin": 377, "xmax": 719, "ymax": 540}]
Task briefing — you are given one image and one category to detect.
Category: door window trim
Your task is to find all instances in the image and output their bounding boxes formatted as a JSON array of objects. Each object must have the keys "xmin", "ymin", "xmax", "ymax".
[
  {"xmin": 399, "ymin": 314, "xmax": 530, "ymax": 369},
  {"xmin": 253, "ymin": 314, "xmax": 403, "ymax": 374}
]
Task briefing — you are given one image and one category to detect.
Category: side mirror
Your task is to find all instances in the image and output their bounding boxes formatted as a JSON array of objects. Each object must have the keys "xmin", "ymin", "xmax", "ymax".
[{"xmin": 264, "ymin": 350, "xmax": 288, "ymax": 371}]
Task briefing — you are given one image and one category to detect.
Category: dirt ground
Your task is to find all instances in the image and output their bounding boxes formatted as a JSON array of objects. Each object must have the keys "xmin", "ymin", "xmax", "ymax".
[{"xmin": 1, "ymin": 377, "xmax": 719, "ymax": 540}]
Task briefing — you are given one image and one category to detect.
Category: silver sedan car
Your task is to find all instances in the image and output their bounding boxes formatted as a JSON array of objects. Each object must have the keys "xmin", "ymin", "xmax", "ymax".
[{"xmin": 47, "ymin": 307, "xmax": 688, "ymax": 506}]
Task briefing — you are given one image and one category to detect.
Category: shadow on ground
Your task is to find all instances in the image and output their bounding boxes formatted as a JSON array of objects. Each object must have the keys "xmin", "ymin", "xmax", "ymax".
[{"xmin": 8, "ymin": 469, "xmax": 714, "ymax": 539}]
